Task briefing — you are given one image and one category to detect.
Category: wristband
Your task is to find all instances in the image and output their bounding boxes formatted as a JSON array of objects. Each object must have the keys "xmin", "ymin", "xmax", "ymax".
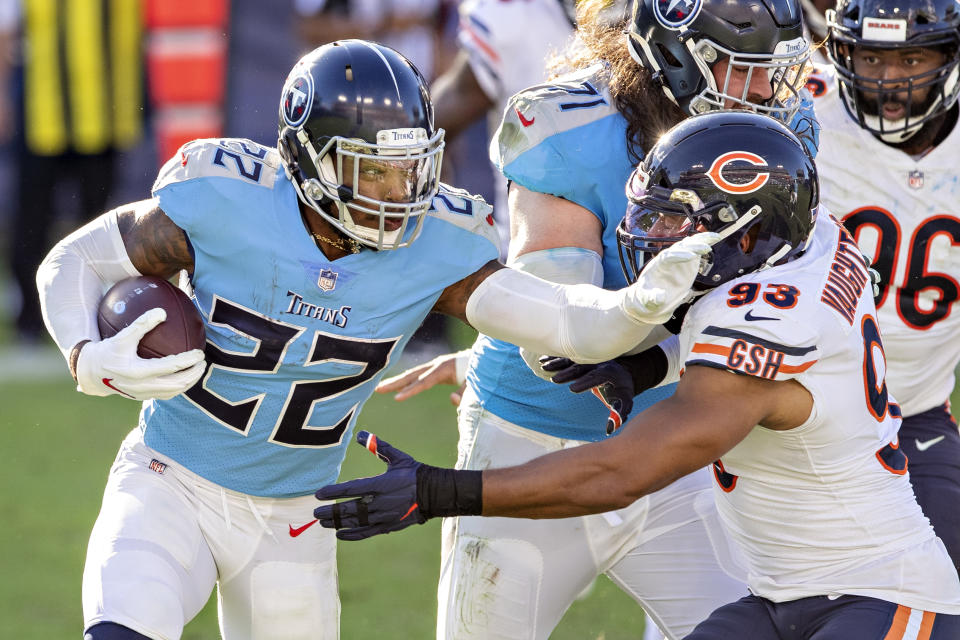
[
  {"xmin": 417, "ymin": 465, "xmax": 483, "ymax": 518},
  {"xmin": 616, "ymin": 346, "xmax": 668, "ymax": 395}
]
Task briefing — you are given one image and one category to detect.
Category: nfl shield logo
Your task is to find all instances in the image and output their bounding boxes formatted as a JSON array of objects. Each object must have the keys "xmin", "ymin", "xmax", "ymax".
[
  {"xmin": 317, "ymin": 269, "xmax": 338, "ymax": 292},
  {"xmin": 653, "ymin": 0, "xmax": 703, "ymax": 29},
  {"xmin": 908, "ymin": 170, "xmax": 924, "ymax": 189}
]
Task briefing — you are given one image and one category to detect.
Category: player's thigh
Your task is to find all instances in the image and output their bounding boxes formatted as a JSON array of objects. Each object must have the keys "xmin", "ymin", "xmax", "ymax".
[
  {"xmin": 899, "ymin": 405, "xmax": 960, "ymax": 572},
  {"xmin": 809, "ymin": 597, "xmax": 960, "ymax": 640},
  {"xmin": 437, "ymin": 512, "xmax": 601, "ymax": 640},
  {"xmin": 214, "ymin": 492, "xmax": 339, "ymax": 640},
  {"xmin": 682, "ymin": 595, "xmax": 778, "ymax": 640},
  {"xmin": 606, "ymin": 472, "xmax": 748, "ymax": 640},
  {"xmin": 83, "ymin": 433, "xmax": 216, "ymax": 639},
  {"xmin": 439, "ymin": 401, "xmax": 600, "ymax": 639}
]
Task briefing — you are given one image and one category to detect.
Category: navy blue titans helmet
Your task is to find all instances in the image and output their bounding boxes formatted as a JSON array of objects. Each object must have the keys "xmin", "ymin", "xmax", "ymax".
[
  {"xmin": 278, "ymin": 40, "xmax": 444, "ymax": 250},
  {"xmin": 627, "ymin": 0, "xmax": 812, "ymax": 120}
]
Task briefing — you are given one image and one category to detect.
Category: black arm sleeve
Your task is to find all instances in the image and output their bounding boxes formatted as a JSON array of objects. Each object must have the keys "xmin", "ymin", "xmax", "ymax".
[
  {"xmin": 417, "ymin": 466, "xmax": 483, "ymax": 518},
  {"xmin": 616, "ymin": 346, "xmax": 668, "ymax": 395}
]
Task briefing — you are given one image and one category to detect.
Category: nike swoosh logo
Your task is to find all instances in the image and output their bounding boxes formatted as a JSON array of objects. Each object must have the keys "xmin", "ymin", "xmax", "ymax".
[
  {"xmin": 915, "ymin": 435, "xmax": 946, "ymax": 452},
  {"xmin": 101, "ymin": 378, "xmax": 134, "ymax": 399},
  {"xmin": 745, "ymin": 310, "xmax": 780, "ymax": 322},
  {"xmin": 515, "ymin": 108, "xmax": 535, "ymax": 127},
  {"xmin": 289, "ymin": 519, "xmax": 319, "ymax": 537}
]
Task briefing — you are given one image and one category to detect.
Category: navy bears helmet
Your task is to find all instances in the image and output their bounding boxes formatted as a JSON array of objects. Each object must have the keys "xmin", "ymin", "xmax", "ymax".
[
  {"xmin": 617, "ymin": 110, "xmax": 818, "ymax": 290},
  {"xmin": 277, "ymin": 40, "xmax": 445, "ymax": 250},
  {"xmin": 826, "ymin": 0, "xmax": 960, "ymax": 143},
  {"xmin": 627, "ymin": 0, "xmax": 812, "ymax": 120}
]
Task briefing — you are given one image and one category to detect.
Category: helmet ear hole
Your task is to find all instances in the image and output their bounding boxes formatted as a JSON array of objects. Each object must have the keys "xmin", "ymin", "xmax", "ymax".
[
  {"xmin": 279, "ymin": 131, "xmax": 298, "ymax": 168},
  {"xmin": 657, "ymin": 43, "xmax": 683, "ymax": 69},
  {"xmin": 740, "ymin": 223, "xmax": 762, "ymax": 254}
]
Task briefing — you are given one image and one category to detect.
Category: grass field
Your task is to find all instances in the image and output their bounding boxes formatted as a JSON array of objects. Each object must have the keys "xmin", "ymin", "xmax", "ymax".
[
  {"xmin": 0, "ymin": 348, "xmax": 648, "ymax": 639},
  {"xmin": 6, "ymin": 333, "xmax": 958, "ymax": 639}
]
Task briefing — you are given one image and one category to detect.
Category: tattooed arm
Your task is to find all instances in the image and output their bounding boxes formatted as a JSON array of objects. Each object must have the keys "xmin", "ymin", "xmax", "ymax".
[
  {"xmin": 37, "ymin": 198, "xmax": 199, "ymax": 383},
  {"xmin": 117, "ymin": 199, "xmax": 195, "ymax": 278}
]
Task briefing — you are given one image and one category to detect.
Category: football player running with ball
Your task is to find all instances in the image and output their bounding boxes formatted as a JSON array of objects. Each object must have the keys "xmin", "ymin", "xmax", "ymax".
[
  {"xmin": 36, "ymin": 41, "xmax": 711, "ymax": 640},
  {"xmin": 318, "ymin": 111, "xmax": 960, "ymax": 640}
]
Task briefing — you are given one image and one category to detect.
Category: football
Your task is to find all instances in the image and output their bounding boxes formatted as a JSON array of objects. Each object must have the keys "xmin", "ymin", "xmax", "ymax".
[{"xmin": 97, "ymin": 276, "xmax": 206, "ymax": 358}]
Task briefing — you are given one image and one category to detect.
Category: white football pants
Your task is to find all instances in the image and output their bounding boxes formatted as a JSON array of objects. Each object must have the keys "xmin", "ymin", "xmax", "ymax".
[
  {"xmin": 82, "ymin": 428, "xmax": 339, "ymax": 640},
  {"xmin": 437, "ymin": 388, "xmax": 749, "ymax": 640}
]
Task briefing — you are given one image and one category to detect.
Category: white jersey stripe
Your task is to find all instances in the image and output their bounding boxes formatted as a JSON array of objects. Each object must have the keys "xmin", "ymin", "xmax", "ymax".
[{"xmin": 903, "ymin": 607, "xmax": 924, "ymax": 640}]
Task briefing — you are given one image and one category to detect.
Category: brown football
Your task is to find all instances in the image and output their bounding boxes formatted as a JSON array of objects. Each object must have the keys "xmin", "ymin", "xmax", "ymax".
[{"xmin": 97, "ymin": 276, "xmax": 206, "ymax": 358}]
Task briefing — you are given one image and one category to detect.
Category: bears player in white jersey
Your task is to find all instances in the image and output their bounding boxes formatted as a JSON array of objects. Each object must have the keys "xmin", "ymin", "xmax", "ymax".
[
  {"xmin": 35, "ymin": 41, "xmax": 713, "ymax": 640},
  {"xmin": 375, "ymin": 1, "xmax": 817, "ymax": 638},
  {"xmin": 317, "ymin": 110, "xmax": 960, "ymax": 640},
  {"xmin": 807, "ymin": 0, "xmax": 960, "ymax": 574}
]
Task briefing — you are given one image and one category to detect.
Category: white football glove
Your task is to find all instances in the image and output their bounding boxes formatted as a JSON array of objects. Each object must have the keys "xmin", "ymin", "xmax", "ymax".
[
  {"xmin": 621, "ymin": 232, "xmax": 721, "ymax": 325},
  {"xmin": 75, "ymin": 307, "xmax": 206, "ymax": 401}
]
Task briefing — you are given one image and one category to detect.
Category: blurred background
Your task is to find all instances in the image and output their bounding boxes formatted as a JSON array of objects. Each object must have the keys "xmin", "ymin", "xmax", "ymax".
[{"xmin": 0, "ymin": 0, "xmax": 652, "ymax": 637}]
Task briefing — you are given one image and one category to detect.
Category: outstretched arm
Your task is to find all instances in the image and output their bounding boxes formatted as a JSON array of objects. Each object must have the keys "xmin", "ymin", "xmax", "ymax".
[
  {"xmin": 315, "ymin": 365, "xmax": 812, "ymax": 538},
  {"xmin": 433, "ymin": 234, "xmax": 717, "ymax": 365}
]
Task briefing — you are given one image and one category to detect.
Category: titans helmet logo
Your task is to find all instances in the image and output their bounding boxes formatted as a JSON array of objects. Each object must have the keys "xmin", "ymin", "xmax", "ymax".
[
  {"xmin": 282, "ymin": 71, "xmax": 314, "ymax": 128},
  {"xmin": 653, "ymin": 0, "xmax": 702, "ymax": 29}
]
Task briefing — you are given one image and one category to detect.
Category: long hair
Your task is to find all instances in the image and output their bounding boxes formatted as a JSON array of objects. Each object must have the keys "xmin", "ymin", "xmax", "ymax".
[{"xmin": 549, "ymin": 0, "xmax": 687, "ymax": 164}]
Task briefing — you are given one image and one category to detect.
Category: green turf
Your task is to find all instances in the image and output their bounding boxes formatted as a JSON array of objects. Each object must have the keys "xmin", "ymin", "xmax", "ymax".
[
  {"xmin": 8, "ymin": 356, "xmax": 958, "ymax": 639},
  {"xmin": 0, "ymin": 375, "xmax": 646, "ymax": 639}
]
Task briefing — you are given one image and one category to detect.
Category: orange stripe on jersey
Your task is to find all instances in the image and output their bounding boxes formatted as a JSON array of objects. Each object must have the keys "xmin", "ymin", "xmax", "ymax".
[
  {"xmin": 883, "ymin": 605, "xmax": 911, "ymax": 640},
  {"xmin": 691, "ymin": 343, "xmax": 730, "ymax": 357},
  {"xmin": 917, "ymin": 611, "xmax": 936, "ymax": 640},
  {"xmin": 778, "ymin": 359, "xmax": 818, "ymax": 374},
  {"xmin": 462, "ymin": 26, "xmax": 500, "ymax": 63}
]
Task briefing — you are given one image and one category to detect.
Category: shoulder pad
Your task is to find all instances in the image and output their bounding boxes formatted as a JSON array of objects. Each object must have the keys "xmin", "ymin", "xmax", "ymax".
[
  {"xmin": 428, "ymin": 184, "xmax": 500, "ymax": 248},
  {"xmin": 493, "ymin": 65, "xmax": 618, "ymax": 169},
  {"xmin": 153, "ymin": 138, "xmax": 282, "ymax": 194}
]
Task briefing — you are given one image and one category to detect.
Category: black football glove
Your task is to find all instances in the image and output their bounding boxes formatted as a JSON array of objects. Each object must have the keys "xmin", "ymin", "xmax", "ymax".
[
  {"xmin": 314, "ymin": 431, "xmax": 481, "ymax": 541},
  {"xmin": 540, "ymin": 356, "xmax": 635, "ymax": 435}
]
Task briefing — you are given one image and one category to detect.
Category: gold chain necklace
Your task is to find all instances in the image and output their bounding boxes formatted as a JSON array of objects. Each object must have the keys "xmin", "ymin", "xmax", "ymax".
[{"xmin": 311, "ymin": 231, "xmax": 361, "ymax": 254}]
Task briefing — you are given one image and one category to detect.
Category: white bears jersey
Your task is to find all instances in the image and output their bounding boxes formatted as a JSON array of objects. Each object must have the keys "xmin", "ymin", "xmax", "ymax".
[
  {"xmin": 458, "ymin": 0, "xmax": 574, "ymax": 109},
  {"xmin": 808, "ymin": 64, "xmax": 960, "ymax": 417},
  {"xmin": 142, "ymin": 138, "xmax": 499, "ymax": 498},
  {"xmin": 679, "ymin": 213, "xmax": 960, "ymax": 613},
  {"xmin": 457, "ymin": 0, "xmax": 575, "ymax": 237}
]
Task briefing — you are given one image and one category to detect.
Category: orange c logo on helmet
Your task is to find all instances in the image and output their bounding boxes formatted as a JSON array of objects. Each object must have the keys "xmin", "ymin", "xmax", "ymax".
[{"xmin": 707, "ymin": 151, "xmax": 770, "ymax": 195}]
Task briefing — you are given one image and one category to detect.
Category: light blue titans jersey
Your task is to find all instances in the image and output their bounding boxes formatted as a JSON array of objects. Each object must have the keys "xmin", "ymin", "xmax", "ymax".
[
  {"xmin": 141, "ymin": 138, "xmax": 500, "ymax": 497},
  {"xmin": 470, "ymin": 64, "xmax": 820, "ymax": 441}
]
